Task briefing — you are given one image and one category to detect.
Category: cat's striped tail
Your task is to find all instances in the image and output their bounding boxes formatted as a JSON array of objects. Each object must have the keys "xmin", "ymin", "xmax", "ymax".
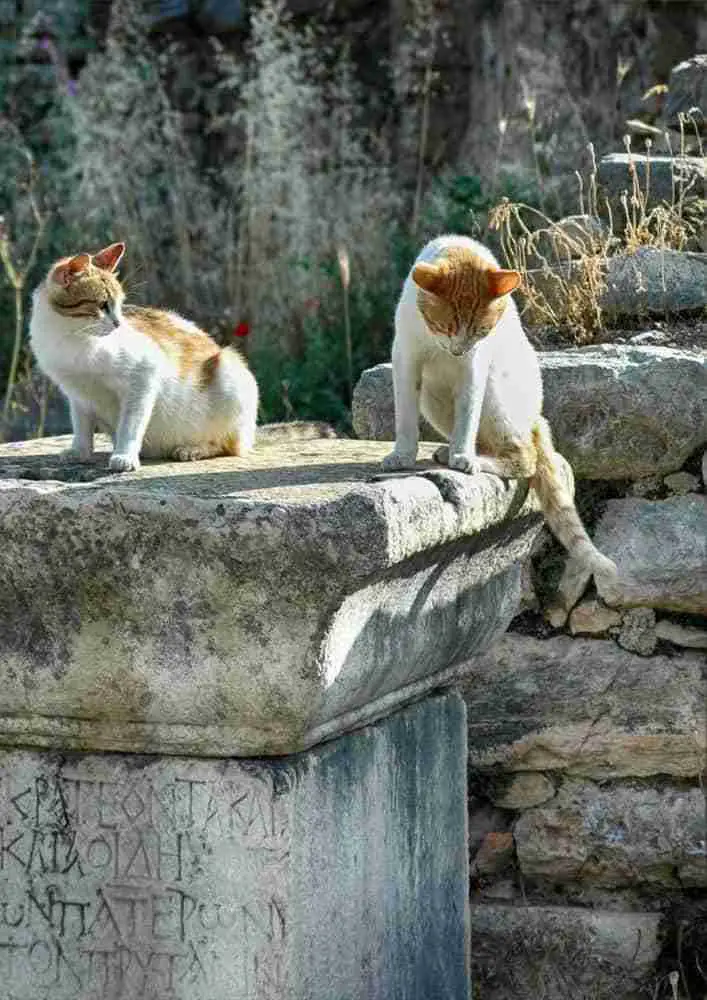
[{"xmin": 529, "ymin": 417, "xmax": 618, "ymax": 620}]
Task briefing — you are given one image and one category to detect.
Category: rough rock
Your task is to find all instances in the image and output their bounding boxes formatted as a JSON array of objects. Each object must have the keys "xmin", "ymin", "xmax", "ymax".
[
  {"xmin": 665, "ymin": 54, "xmax": 707, "ymax": 133},
  {"xmin": 472, "ymin": 904, "xmax": 661, "ymax": 1000},
  {"xmin": 703, "ymin": 447, "xmax": 707, "ymax": 486},
  {"xmin": 656, "ymin": 619, "xmax": 707, "ymax": 650},
  {"xmin": 514, "ymin": 780, "xmax": 706, "ymax": 888},
  {"xmin": 526, "ymin": 214, "xmax": 608, "ymax": 267},
  {"xmin": 568, "ymin": 599, "xmax": 622, "ymax": 635},
  {"xmin": 0, "ymin": 434, "xmax": 542, "ymax": 757},
  {"xmin": 598, "ymin": 153, "xmax": 705, "ymax": 209},
  {"xmin": 594, "ymin": 496, "xmax": 707, "ymax": 613},
  {"xmin": 629, "ymin": 474, "xmax": 663, "ymax": 497},
  {"xmin": 353, "ymin": 346, "xmax": 707, "ymax": 480},
  {"xmin": 663, "ymin": 470, "xmax": 700, "ymax": 494},
  {"xmin": 617, "ymin": 607, "xmax": 657, "ymax": 656},
  {"xmin": 528, "ymin": 249, "xmax": 707, "ymax": 319},
  {"xmin": 0, "ymin": 694, "xmax": 471, "ymax": 1000},
  {"xmin": 463, "ymin": 633, "xmax": 705, "ymax": 778},
  {"xmin": 491, "ymin": 772, "xmax": 556, "ymax": 810}
]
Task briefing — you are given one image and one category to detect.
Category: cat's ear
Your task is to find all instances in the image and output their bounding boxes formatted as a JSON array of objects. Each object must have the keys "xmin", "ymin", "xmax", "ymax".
[
  {"xmin": 93, "ymin": 242, "xmax": 126, "ymax": 272},
  {"xmin": 52, "ymin": 254, "xmax": 91, "ymax": 287},
  {"xmin": 412, "ymin": 262, "xmax": 448, "ymax": 296},
  {"xmin": 487, "ymin": 269, "xmax": 521, "ymax": 298}
]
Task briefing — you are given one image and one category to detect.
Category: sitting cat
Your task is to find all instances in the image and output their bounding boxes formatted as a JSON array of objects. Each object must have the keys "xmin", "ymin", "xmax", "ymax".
[
  {"xmin": 30, "ymin": 242, "xmax": 258, "ymax": 472},
  {"xmin": 383, "ymin": 234, "xmax": 617, "ymax": 617}
]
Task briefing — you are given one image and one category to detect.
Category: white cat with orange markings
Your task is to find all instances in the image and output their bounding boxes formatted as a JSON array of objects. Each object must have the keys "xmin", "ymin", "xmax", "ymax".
[{"xmin": 30, "ymin": 242, "xmax": 258, "ymax": 471}]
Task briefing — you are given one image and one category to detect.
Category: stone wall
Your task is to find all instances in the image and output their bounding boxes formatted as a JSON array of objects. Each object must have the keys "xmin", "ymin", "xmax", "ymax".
[{"xmin": 352, "ymin": 328, "xmax": 707, "ymax": 998}]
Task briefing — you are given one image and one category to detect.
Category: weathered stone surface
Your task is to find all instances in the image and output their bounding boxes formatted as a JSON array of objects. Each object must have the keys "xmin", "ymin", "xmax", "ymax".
[
  {"xmin": 664, "ymin": 470, "xmax": 700, "ymax": 494},
  {"xmin": 0, "ymin": 434, "xmax": 542, "ymax": 757},
  {"xmin": 528, "ymin": 249, "xmax": 707, "ymax": 319},
  {"xmin": 353, "ymin": 346, "xmax": 707, "ymax": 480},
  {"xmin": 568, "ymin": 599, "xmax": 622, "ymax": 635},
  {"xmin": 665, "ymin": 54, "xmax": 707, "ymax": 132},
  {"xmin": 526, "ymin": 214, "xmax": 608, "ymax": 267},
  {"xmin": 351, "ymin": 363, "xmax": 442, "ymax": 443},
  {"xmin": 472, "ymin": 904, "xmax": 661, "ymax": 1000},
  {"xmin": 0, "ymin": 693, "xmax": 470, "ymax": 1000},
  {"xmin": 598, "ymin": 153, "xmax": 706, "ymax": 208},
  {"xmin": 617, "ymin": 607, "xmax": 657, "ymax": 655},
  {"xmin": 594, "ymin": 496, "xmax": 707, "ymax": 613},
  {"xmin": 491, "ymin": 772, "xmax": 556, "ymax": 810},
  {"xmin": 462, "ymin": 634, "xmax": 705, "ymax": 778},
  {"xmin": 656, "ymin": 619, "xmax": 707, "ymax": 649},
  {"xmin": 514, "ymin": 780, "xmax": 706, "ymax": 888}
]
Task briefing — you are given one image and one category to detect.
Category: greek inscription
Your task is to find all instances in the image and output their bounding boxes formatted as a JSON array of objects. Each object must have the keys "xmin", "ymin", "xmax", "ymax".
[{"xmin": 0, "ymin": 758, "xmax": 292, "ymax": 999}]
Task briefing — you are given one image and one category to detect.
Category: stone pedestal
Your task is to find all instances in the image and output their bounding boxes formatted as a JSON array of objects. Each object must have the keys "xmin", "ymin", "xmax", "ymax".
[
  {"xmin": 0, "ymin": 429, "xmax": 545, "ymax": 999},
  {"xmin": 0, "ymin": 694, "xmax": 468, "ymax": 1000}
]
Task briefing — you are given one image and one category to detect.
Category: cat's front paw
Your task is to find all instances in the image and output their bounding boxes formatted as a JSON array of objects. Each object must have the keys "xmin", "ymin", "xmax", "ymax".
[
  {"xmin": 109, "ymin": 452, "xmax": 140, "ymax": 473},
  {"xmin": 448, "ymin": 452, "xmax": 482, "ymax": 475},
  {"xmin": 381, "ymin": 450, "xmax": 417, "ymax": 472}
]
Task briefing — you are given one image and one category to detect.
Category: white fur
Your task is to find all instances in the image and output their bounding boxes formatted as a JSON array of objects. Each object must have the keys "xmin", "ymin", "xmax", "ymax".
[
  {"xmin": 383, "ymin": 235, "xmax": 542, "ymax": 472},
  {"xmin": 30, "ymin": 283, "xmax": 258, "ymax": 471}
]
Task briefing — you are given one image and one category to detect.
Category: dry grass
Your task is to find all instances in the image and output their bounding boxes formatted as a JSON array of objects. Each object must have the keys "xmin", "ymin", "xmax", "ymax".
[{"xmin": 488, "ymin": 119, "xmax": 704, "ymax": 344}]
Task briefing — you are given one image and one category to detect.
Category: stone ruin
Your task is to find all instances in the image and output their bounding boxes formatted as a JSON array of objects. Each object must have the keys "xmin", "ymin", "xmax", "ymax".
[{"xmin": 0, "ymin": 48, "xmax": 704, "ymax": 1000}]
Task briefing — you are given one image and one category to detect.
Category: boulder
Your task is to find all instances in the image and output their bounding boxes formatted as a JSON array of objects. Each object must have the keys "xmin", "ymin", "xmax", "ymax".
[
  {"xmin": 597, "ymin": 153, "xmax": 705, "ymax": 209},
  {"xmin": 526, "ymin": 214, "xmax": 608, "ymax": 267},
  {"xmin": 353, "ymin": 346, "xmax": 707, "ymax": 480},
  {"xmin": 663, "ymin": 470, "xmax": 700, "ymax": 494},
  {"xmin": 656, "ymin": 619, "xmax": 707, "ymax": 649},
  {"xmin": 462, "ymin": 633, "xmax": 705, "ymax": 779},
  {"xmin": 616, "ymin": 607, "xmax": 657, "ymax": 656},
  {"xmin": 472, "ymin": 904, "xmax": 661, "ymax": 1000},
  {"xmin": 490, "ymin": 772, "xmax": 556, "ymax": 811},
  {"xmin": 514, "ymin": 780, "xmax": 706, "ymax": 888},
  {"xmin": 527, "ymin": 248, "xmax": 707, "ymax": 319},
  {"xmin": 665, "ymin": 54, "xmax": 707, "ymax": 133},
  {"xmin": 540, "ymin": 345, "xmax": 707, "ymax": 479},
  {"xmin": 594, "ymin": 495, "xmax": 707, "ymax": 613},
  {"xmin": 568, "ymin": 599, "xmax": 622, "ymax": 635}
]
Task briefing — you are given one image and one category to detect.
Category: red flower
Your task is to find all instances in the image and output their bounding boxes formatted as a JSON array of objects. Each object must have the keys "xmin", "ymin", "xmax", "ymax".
[{"xmin": 233, "ymin": 321, "xmax": 250, "ymax": 338}]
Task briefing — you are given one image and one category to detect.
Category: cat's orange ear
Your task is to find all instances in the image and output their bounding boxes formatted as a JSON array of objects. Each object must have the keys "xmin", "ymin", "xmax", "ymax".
[
  {"xmin": 412, "ymin": 262, "xmax": 448, "ymax": 296},
  {"xmin": 93, "ymin": 242, "xmax": 125, "ymax": 272},
  {"xmin": 52, "ymin": 254, "xmax": 91, "ymax": 287},
  {"xmin": 487, "ymin": 269, "xmax": 521, "ymax": 298}
]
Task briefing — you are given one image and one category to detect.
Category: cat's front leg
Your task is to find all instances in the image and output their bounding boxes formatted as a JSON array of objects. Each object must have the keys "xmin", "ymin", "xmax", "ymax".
[
  {"xmin": 109, "ymin": 375, "xmax": 159, "ymax": 473},
  {"xmin": 382, "ymin": 347, "xmax": 421, "ymax": 471},
  {"xmin": 448, "ymin": 345, "xmax": 490, "ymax": 474},
  {"xmin": 62, "ymin": 399, "xmax": 96, "ymax": 462}
]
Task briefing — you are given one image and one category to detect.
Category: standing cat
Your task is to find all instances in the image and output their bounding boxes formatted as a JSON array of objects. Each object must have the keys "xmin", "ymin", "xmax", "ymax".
[
  {"xmin": 383, "ymin": 234, "xmax": 617, "ymax": 616},
  {"xmin": 30, "ymin": 242, "xmax": 258, "ymax": 472}
]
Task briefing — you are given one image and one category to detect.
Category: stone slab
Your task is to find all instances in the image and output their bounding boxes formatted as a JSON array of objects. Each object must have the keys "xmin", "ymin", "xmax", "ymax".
[
  {"xmin": 472, "ymin": 904, "xmax": 661, "ymax": 1000},
  {"xmin": 461, "ymin": 633, "xmax": 705, "ymax": 779},
  {"xmin": 514, "ymin": 779, "xmax": 706, "ymax": 889},
  {"xmin": 352, "ymin": 345, "xmax": 707, "ymax": 479},
  {"xmin": 528, "ymin": 250, "xmax": 707, "ymax": 319},
  {"xmin": 594, "ymin": 495, "xmax": 707, "ymax": 613},
  {"xmin": 0, "ymin": 693, "xmax": 470, "ymax": 1000},
  {"xmin": 0, "ymin": 434, "xmax": 541, "ymax": 757}
]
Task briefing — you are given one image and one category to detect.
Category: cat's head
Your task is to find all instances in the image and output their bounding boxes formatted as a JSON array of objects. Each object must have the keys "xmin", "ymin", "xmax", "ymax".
[
  {"xmin": 412, "ymin": 250, "xmax": 521, "ymax": 355},
  {"xmin": 46, "ymin": 242, "xmax": 126, "ymax": 328}
]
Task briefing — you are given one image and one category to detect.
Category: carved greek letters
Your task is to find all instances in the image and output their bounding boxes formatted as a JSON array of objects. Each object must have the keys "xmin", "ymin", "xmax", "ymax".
[{"xmin": 0, "ymin": 755, "xmax": 292, "ymax": 999}]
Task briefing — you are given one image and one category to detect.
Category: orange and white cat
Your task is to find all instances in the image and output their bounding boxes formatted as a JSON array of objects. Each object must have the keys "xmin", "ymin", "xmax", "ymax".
[
  {"xmin": 384, "ymin": 234, "xmax": 617, "ymax": 616},
  {"xmin": 30, "ymin": 242, "xmax": 258, "ymax": 472}
]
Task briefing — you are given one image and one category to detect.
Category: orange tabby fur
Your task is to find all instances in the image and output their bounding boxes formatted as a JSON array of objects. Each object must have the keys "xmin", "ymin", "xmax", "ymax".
[
  {"xmin": 30, "ymin": 243, "xmax": 258, "ymax": 471},
  {"xmin": 386, "ymin": 235, "xmax": 618, "ymax": 619}
]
